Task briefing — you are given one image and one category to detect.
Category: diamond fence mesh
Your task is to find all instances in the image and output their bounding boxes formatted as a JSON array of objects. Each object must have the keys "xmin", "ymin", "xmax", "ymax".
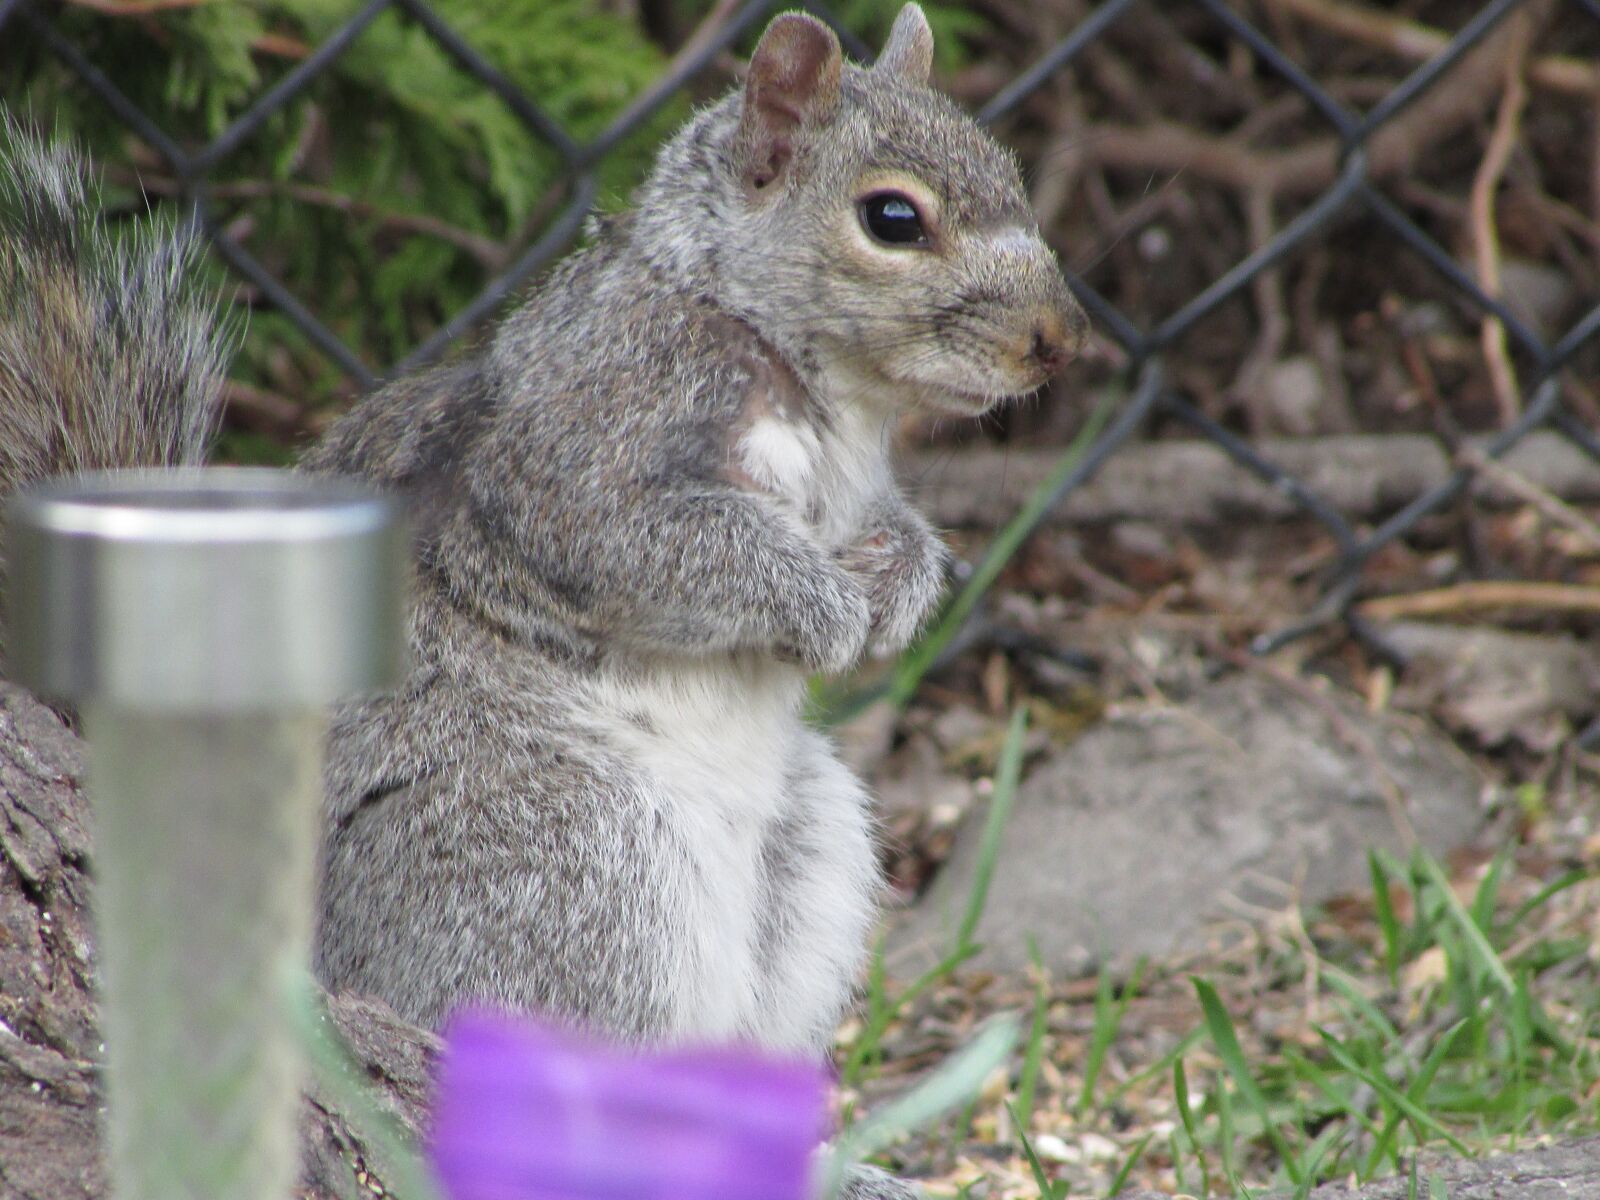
[{"xmin": 4, "ymin": 0, "xmax": 1598, "ymax": 676}]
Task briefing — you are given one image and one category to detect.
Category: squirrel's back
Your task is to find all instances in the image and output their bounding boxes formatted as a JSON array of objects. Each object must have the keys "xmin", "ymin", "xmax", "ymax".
[{"xmin": 0, "ymin": 123, "xmax": 230, "ymax": 502}]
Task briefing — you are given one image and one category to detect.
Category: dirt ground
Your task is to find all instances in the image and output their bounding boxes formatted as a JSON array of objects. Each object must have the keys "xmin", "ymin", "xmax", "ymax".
[{"xmin": 831, "ymin": 500, "xmax": 1600, "ymax": 1195}]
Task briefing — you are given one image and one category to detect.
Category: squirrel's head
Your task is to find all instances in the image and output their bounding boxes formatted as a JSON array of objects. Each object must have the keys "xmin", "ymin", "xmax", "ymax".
[{"xmin": 637, "ymin": 4, "xmax": 1085, "ymax": 416}]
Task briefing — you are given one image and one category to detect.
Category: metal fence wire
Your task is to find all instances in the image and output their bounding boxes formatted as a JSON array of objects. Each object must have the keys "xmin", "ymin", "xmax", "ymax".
[{"xmin": 4, "ymin": 0, "xmax": 1599, "ymax": 674}]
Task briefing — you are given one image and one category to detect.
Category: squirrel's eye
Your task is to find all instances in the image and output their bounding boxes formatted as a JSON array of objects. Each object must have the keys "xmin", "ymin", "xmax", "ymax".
[{"xmin": 859, "ymin": 193, "xmax": 928, "ymax": 247}]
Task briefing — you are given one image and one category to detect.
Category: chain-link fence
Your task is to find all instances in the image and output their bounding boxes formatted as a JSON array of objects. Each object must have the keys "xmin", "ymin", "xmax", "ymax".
[{"xmin": 5, "ymin": 0, "xmax": 1598, "ymax": 684}]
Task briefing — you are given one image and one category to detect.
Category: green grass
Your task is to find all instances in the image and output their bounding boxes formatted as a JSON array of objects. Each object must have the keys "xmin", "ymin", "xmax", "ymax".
[
  {"xmin": 843, "ymin": 703, "xmax": 1032, "ymax": 1088},
  {"xmin": 843, "ymin": 808, "xmax": 1597, "ymax": 1197},
  {"xmin": 1077, "ymin": 957, "xmax": 1146, "ymax": 1119},
  {"xmin": 1149, "ymin": 847, "xmax": 1598, "ymax": 1194}
]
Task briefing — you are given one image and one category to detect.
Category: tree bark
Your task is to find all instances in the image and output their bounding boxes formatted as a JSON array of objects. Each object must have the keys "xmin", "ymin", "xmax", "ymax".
[{"xmin": 0, "ymin": 682, "xmax": 437, "ymax": 1200}]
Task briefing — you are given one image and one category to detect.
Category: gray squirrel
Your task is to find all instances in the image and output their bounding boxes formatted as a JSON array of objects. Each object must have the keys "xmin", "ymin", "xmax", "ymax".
[{"xmin": 2, "ymin": 2, "xmax": 1081, "ymax": 1187}]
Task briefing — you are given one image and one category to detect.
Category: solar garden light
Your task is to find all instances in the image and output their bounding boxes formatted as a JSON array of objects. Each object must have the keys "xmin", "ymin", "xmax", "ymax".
[{"xmin": 4, "ymin": 469, "xmax": 407, "ymax": 1200}]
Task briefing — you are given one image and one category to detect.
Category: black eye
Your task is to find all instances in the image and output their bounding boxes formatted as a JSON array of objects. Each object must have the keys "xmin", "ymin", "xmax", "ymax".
[{"xmin": 859, "ymin": 192, "xmax": 928, "ymax": 247}]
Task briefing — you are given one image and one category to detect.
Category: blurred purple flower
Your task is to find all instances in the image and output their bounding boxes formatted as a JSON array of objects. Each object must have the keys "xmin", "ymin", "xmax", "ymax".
[{"xmin": 429, "ymin": 1010, "xmax": 830, "ymax": 1200}]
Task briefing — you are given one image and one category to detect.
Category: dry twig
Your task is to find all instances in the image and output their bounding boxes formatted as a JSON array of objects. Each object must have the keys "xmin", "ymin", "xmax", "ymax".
[
  {"xmin": 1468, "ymin": 17, "xmax": 1533, "ymax": 426},
  {"xmin": 1084, "ymin": 1, "xmax": 1554, "ymax": 203},
  {"xmin": 124, "ymin": 174, "xmax": 505, "ymax": 267},
  {"xmin": 214, "ymin": 181, "xmax": 505, "ymax": 267},
  {"xmin": 1233, "ymin": 185, "xmax": 1291, "ymax": 431},
  {"xmin": 1270, "ymin": 0, "xmax": 1600, "ymax": 99},
  {"xmin": 1358, "ymin": 581, "xmax": 1600, "ymax": 621},
  {"xmin": 220, "ymin": 381, "xmax": 322, "ymax": 438},
  {"xmin": 1458, "ymin": 445, "xmax": 1600, "ymax": 554}
]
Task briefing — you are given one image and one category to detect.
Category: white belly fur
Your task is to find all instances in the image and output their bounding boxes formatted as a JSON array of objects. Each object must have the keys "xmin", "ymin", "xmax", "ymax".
[
  {"xmin": 585, "ymin": 654, "xmax": 869, "ymax": 1049},
  {"xmin": 582, "ymin": 392, "xmax": 891, "ymax": 1048}
]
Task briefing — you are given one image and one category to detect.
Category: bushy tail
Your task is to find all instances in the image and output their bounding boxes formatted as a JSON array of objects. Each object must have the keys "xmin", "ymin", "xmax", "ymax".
[{"xmin": 0, "ymin": 120, "xmax": 233, "ymax": 500}]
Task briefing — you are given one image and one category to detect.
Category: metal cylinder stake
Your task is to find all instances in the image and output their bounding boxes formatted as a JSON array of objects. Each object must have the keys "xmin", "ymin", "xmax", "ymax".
[{"xmin": 4, "ymin": 469, "xmax": 407, "ymax": 1200}]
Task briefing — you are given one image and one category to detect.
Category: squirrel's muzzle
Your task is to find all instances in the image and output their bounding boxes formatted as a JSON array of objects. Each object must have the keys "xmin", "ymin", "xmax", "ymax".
[{"xmin": 1021, "ymin": 286, "xmax": 1088, "ymax": 380}]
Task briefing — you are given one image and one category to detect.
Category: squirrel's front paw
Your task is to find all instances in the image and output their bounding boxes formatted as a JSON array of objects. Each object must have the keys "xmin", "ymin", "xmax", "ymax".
[
  {"xmin": 837, "ymin": 522, "xmax": 950, "ymax": 658},
  {"xmin": 777, "ymin": 574, "xmax": 871, "ymax": 675}
]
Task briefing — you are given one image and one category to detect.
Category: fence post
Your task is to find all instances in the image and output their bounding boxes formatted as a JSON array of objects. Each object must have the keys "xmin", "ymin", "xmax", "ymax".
[{"xmin": 4, "ymin": 468, "xmax": 408, "ymax": 1200}]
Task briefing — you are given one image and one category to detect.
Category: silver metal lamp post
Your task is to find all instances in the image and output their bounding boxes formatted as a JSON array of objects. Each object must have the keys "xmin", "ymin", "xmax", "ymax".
[{"xmin": 4, "ymin": 468, "xmax": 407, "ymax": 1200}]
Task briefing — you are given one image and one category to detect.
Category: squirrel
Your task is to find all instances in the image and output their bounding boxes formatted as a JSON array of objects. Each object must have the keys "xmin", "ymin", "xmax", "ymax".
[
  {"xmin": 2, "ymin": 5, "xmax": 1082, "ymax": 1191},
  {"xmin": 303, "ymin": 3, "xmax": 1082, "ymax": 1047},
  {"xmin": 0, "ymin": 125, "xmax": 227, "ymax": 499}
]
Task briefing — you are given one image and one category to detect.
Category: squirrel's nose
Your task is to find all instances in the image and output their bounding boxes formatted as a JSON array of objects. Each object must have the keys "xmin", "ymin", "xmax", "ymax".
[
  {"xmin": 1029, "ymin": 327, "xmax": 1068, "ymax": 374},
  {"xmin": 1030, "ymin": 320, "xmax": 1081, "ymax": 376},
  {"xmin": 1027, "ymin": 305, "xmax": 1084, "ymax": 376}
]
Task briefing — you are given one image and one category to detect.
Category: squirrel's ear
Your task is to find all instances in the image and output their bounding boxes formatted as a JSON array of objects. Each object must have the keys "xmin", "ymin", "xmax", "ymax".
[
  {"xmin": 736, "ymin": 13, "xmax": 842, "ymax": 193},
  {"xmin": 874, "ymin": 4, "xmax": 934, "ymax": 84}
]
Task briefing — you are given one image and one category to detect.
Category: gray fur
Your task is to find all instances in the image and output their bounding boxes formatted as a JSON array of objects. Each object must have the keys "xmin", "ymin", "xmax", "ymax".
[
  {"xmin": 875, "ymin": 4, "xmax": 935, "ymax": 86},
  {"xmin": 0, "ymin": 118, "xmax": 227, "ymax": 500},
  {"xmin": 305, "ymin": 7, "xmax": 1081, "ymax": 1050},
  {"xmin": 0, "ymin": 12, "xmax": 1079, "ymax": 1194}
]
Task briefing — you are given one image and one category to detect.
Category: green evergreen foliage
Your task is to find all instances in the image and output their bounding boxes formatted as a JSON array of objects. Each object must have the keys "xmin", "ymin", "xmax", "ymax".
[{"xmin": 4, "ymin": 0, "xmax": 682, "ymax": 414}]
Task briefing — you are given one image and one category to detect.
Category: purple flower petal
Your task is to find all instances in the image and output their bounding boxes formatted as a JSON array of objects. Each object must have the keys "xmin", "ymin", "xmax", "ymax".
[{"xmin": 429, "ymin": 1010, "xmax": 830, "ymax": 1200}]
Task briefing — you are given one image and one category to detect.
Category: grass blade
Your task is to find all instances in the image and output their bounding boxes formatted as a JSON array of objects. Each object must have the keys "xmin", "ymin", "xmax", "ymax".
[
  {"xmin": 1015, "ymin": 941, "xmax": 1051, "ymax": 1133},
  {"xmin": 1508, "ymin": 868, "xmax": 1587, "ymax": 928},
  {"xmin": 828, "ymin": 1016, "xmax": 1021, "ymax": 1192},
  {"xmin": 1415, "ymin": 853, "xmax": 1515, "ymax": 997},
  {"xmin": 1362, "ymin": 1019, "xmax": 1468, "ymax": 1174},
  {"xmin": 1369, "ymin": 850, "xmax": 1403, "ymax": 984},
  {"xmin": 1173, "ymin": 1058, "xmax": 1213, "ymax": 1198},
  {"xmin": 1077, "ymin": 958, "xmax": 1146, "ymax": 1118},
  {"xmin": 1193, "ymin": 977, "xmax": 1303, "ymax": 1184},
  {"xmin": 1107, "ymin": 1028, "xmax": 1201, "ymax": 1107},
  {"xmin": 1008, "ymin": 1103, "xmax": 1068, "ymax": 1199},
  {"xmin": 1287, "ymin": 1048, "xmax": 1383, "ymax": 1142},
  {"xmin": 1105, "ymin": 1131, "xmax": 1153, "ymax": 1199},
  {"xmin": 958, "ymin": 703, "xmax": 1030, "ymax": 953},
  {"xmin": 885, "ymin": 388, "xmax": 1120, "ymax": 709},
  {"xmin": 847, "ymin": 702, "xmax": 1028, "ymax": 1084},
  {"xmin": 842, "ymin": 942, "xmax": 978, "ymax": 1084},
  {"xmin": 1318, "ymin": 1029, "xmax": 1471, "ymax": 1155},
  {"xmin": 1468, "ymin": 854, "xmax": 1507, "ymax": 933},
  {"xmin": 1324, "ymin": 966, "xmax": 1400, "ymax": 1042}
]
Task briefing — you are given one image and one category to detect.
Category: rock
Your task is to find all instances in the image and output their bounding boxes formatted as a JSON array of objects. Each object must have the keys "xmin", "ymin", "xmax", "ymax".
[
  {"xmin": 1261, "ymin": 355, "xmax": 1328, "ymax": 436},
  {"xmin": 1108, "ymin": 521, "xmax": 1174, "ymax": 561},
  {"xmin": 1384, "ymin": 622, "xmax": 1599, "ymax": 751},
  {"xmin": 886, "ymin": 674, "xmax": 1486, "ymax": 977}
]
